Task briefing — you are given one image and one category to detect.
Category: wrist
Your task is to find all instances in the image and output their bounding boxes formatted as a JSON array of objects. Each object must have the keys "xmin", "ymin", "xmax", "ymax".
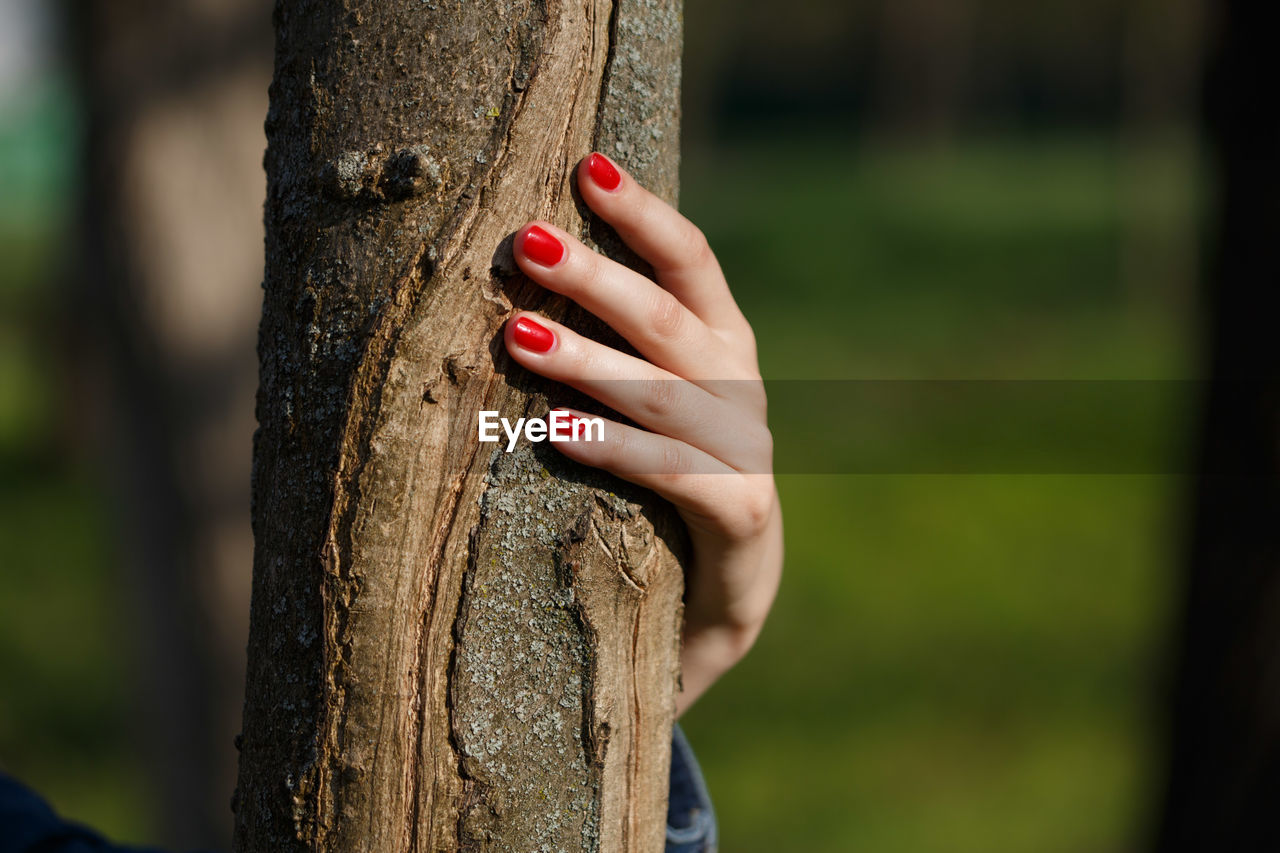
[
  {"xmin": 683, "ymin": 617, "xmax": 763, "ymax": 674},
  {"xmin": 674, "ymin": 622, "xmax": 757, "ymax": 717}
]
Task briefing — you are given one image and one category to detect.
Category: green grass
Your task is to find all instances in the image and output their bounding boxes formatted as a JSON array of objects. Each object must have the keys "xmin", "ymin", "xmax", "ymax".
[
  {"xmin": 683, "ymin": 132, "xmax": 1201, "ymax": 380},
  {"xmin": 0, "ymin": 128, "xmax": 1197, "ymax": 849},
  {"xmin": 683, "ymin": 474, "xmax": 1174, "ymax": 852},
  {"xmin": 0, "ymin": 463, "xmax": 154, "ymax": 841},
  {"xmin": 0, "ymin": 215, "xmax": 156, "ymax": 842},
  {"xmin": 671, "ymin": 131, "xmax": 1196, "ymax": 851}
]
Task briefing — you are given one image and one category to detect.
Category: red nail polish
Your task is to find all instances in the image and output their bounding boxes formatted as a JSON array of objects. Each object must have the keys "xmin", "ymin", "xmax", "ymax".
[
  {"xmin": 521, "ymin": 225, "xmax": 565, "ymax": 266},
  {"xmin": 587, "ymin": 153, "xmax": 621, "ymax": 191},
  {"xmin": 549, "ymin": 409, "xmax": 565, "ymax": 432},
  {"xmin": 511, "ymin": 316, "xmax": 555, "ymax": 352}
]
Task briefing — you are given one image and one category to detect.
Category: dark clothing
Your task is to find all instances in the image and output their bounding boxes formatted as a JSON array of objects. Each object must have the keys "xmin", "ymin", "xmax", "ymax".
[{"xmin": 665, "ymin": 722, "xmax": 718, "ymax": 852}]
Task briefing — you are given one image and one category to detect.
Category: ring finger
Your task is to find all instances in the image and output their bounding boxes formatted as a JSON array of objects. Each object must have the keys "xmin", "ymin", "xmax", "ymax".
[{"xmin": 504, "ymin": 312, "xmax": 762, "ymax": 471}]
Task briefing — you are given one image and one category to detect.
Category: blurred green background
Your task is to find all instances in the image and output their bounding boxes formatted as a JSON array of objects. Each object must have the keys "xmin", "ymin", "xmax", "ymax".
[
  {"xmin": 677, "ymin": 131, "xmax": 1197, "ymax": 852},
  {"xmin": 0, "ymin": 1, "xmax": 1202, "ymax": 850}
]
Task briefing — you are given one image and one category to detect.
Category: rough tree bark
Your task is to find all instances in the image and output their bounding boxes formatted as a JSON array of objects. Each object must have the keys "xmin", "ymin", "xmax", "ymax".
[{"xmin": 233, "ymin": 2, "xmax": 687, "ymax": 851}]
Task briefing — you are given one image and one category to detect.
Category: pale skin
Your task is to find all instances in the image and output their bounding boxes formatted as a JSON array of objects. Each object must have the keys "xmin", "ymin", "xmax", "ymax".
[{"xmin": 502, "ymin": 152, "xmax": 784, "ymax": 717}]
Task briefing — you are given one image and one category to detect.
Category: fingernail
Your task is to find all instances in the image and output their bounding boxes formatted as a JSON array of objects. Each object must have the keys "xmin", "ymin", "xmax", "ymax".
[
  {"xmin": 551, "ymin": 408, "xmax": 587, "ymax": 439},
  {"xmin": 550, "ymin": 409, "xmax": 574, "ymax": 439},
  {"xmin": 521, "ymin": 225, "xmax": 565, "ymax": 266},
  {"xmin": 511, "ymin": 316, "xmax": 555, "ymax": 352},
  {"xmin": 587, "ymin": 153, "xmax": 621, "ymax": 191}
]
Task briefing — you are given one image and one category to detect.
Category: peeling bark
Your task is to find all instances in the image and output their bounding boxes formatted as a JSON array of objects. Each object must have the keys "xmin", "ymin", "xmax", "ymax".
[{"xmin": 233, "ymin": 2, "xmax": 686, "ymax": 851}]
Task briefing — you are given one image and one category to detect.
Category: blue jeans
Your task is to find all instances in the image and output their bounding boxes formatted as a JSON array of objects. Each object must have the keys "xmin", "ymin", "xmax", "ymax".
[
  {"xmin": 1, "ymin": 726, "xmax": 717, "ymax": 852},
  {"xmin": 666, "ymin": 722, "xmax": 718, "ymax": 852}
]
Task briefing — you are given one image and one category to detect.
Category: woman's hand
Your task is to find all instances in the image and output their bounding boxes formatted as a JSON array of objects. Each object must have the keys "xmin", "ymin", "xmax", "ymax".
[{"xmin": 503, "ymin": 152, "xmax": 783, "ymax": 716}]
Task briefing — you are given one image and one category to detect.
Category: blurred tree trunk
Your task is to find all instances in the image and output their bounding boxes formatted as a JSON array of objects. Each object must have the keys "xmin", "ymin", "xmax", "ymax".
[
  {"xmin": 68, "ymin": 0, "xmax": 271, "ymax": 847},
  {"xmin": 1153, "ymin": 1, "xmax": 1280, "ymax": 850},
  {"xmin": 232, "ymin": 2, "xmax": 686, "ymax": 851}
]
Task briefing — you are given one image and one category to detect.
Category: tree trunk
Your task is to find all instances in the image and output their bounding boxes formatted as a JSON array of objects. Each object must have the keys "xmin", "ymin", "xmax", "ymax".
[
  {"xmin": 233, "ymin": 2, "xmax": 686, "ymax": 851},
  {"xmin": 68, "ymin": 0, "xmax": 271, "ymax": 846},
  {"xmin": 1151, "ymin": 0, "xmax": 1280, "ymax": 850}
]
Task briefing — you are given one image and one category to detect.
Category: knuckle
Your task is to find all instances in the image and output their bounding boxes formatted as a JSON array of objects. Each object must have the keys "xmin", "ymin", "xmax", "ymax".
[
  {"xmin": 596, "ymin": 427, "xmax": 625, "ymax": 466},
  {"xmin": 659, "ymin": 443, "xmax": 692, "ymax": 478},
  {"xmin": 561, "ymin": 337, "xmax": 590, "ymax": 375},
  {"xmin": 658, "ymin": 221, "xmax": 714, "ymax": 275},
  {"xmin": 685, "ymin": 224, "xmax": 714, "ymax": 267},
  {"xmin": 628, "ymin": 193, "xmax": 661, "ymax": 236},
  {"xmin": 647, "ymin": 293, "xmax": 685, "ymax": 341},
  {"xmin": 640, "ymin": 378, "xmax": 681, "ymax": 420},
  {"xmin": 735, "ymin": 484, "xmax": 774, "ymax": 536}
]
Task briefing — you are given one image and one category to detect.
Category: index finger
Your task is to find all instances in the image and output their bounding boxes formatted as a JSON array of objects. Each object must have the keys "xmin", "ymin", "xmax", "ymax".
[{"xmin": 576, "ymin": 153, "xmax": 747, "ymax": 333}]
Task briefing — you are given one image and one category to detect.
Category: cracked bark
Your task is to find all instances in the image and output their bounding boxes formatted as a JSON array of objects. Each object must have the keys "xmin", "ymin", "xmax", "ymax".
[{"xmin": 233, "ymin": 1, "xmax": 686, "ymax": 851}]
